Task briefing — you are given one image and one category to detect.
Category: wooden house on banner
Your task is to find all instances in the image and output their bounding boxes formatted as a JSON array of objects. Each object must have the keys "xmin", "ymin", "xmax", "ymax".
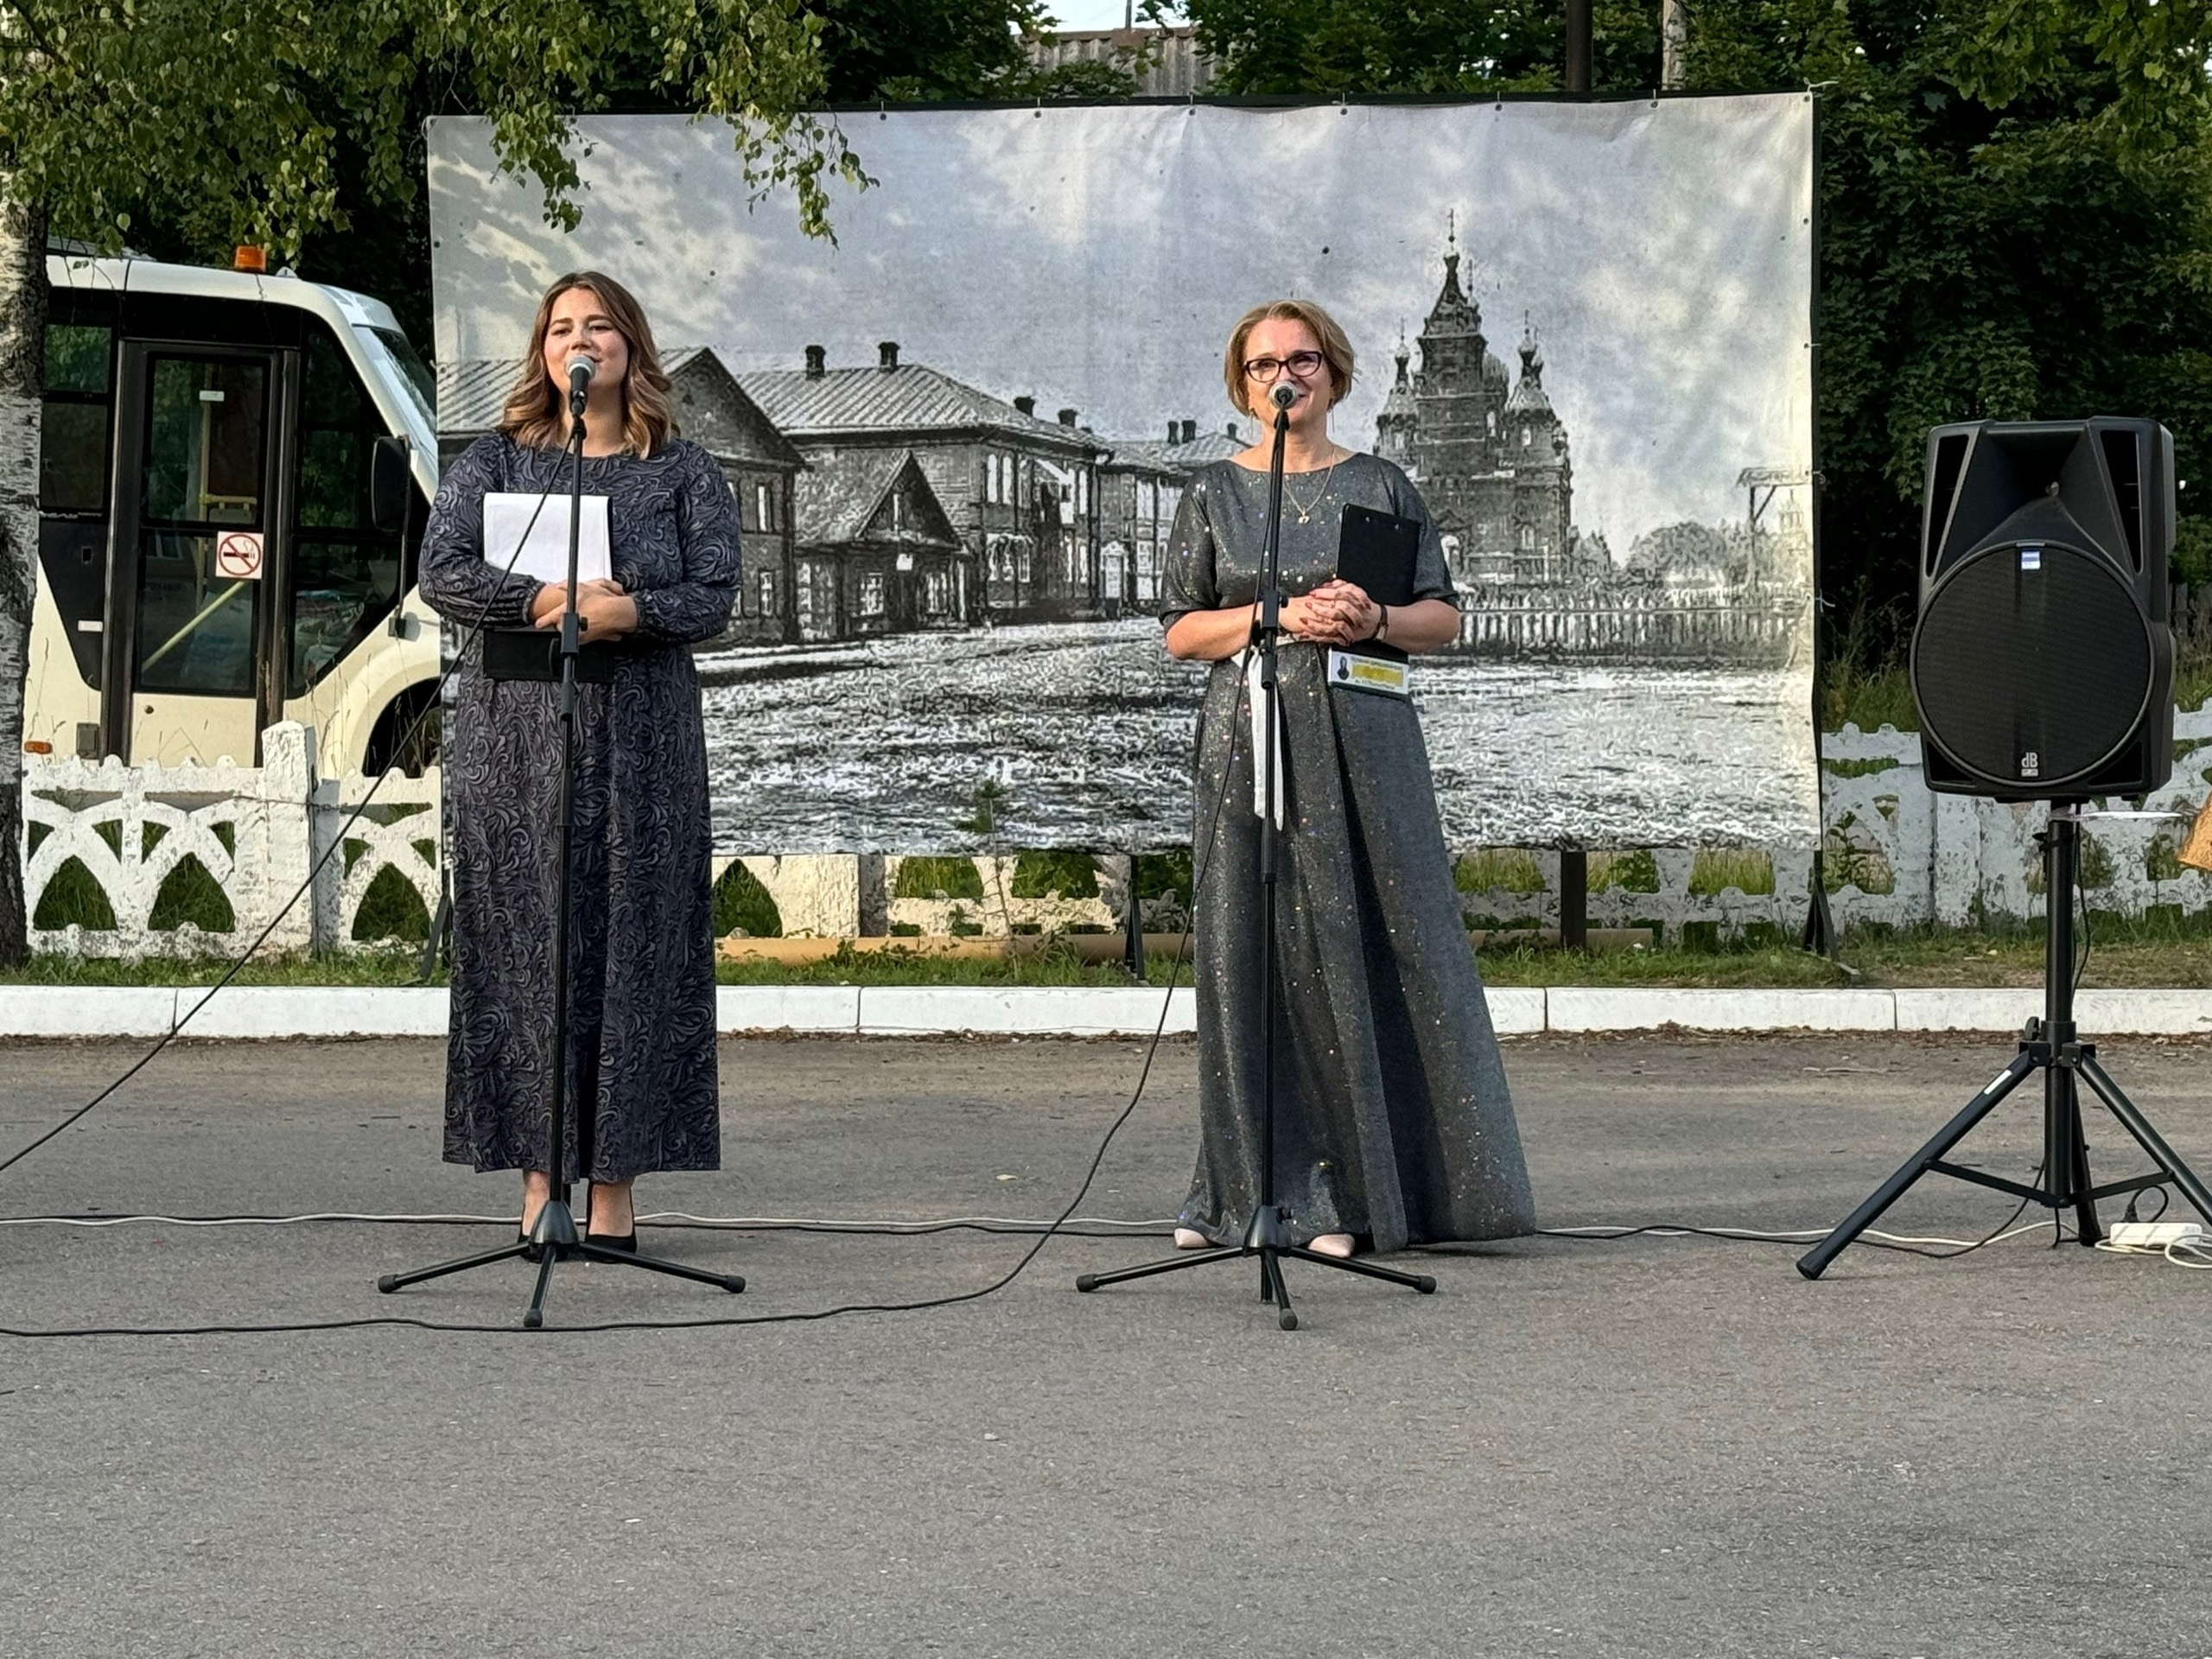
[
  {"xmin": 740, "ymin": 343, "xmax": 1109, "ymax": 626},
  {"xmin": 786, "ymin": 449, "xmax": 963, "ymax": 640}
]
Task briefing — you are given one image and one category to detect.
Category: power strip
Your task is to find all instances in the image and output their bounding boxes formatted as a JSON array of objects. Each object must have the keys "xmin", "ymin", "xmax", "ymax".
[{"xmin": 2106, "ymin": 1221, "xmax": 2207, "ymax": 1249}]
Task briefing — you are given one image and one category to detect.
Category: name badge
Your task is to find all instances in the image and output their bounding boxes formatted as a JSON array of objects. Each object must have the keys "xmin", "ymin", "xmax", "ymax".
[{"xmin": 1327, "ymin": 650, "xmax": 1410, "ymax": 697}]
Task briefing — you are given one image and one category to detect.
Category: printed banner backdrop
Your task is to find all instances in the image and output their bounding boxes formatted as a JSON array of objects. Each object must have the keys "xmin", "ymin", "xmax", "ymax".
[{"xmin": 427, "ymin": 97, "xmax": 1817, "ymax": 854}]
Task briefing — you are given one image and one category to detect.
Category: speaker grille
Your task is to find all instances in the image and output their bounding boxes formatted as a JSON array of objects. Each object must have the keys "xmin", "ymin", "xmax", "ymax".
[{"xmin": 1912, "ymin": 540, "xmax": 2152, "ymax": 789}]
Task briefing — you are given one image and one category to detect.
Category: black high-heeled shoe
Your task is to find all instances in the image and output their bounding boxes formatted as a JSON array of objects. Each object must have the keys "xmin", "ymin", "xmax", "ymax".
[
  {"xmin": 518, "ymin": 1227, "xmax": 544, "ymax": 1262},
  {"xmin": 584, "ymin": 1230, "xmax": 637, "ymax": 1254}
]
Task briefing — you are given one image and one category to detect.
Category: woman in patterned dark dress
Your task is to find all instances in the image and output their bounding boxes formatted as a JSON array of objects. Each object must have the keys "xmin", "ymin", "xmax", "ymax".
[
  {"xmin": 1159, "ymin": 299, "xmax": 1534, "ymax": 1260},
  {"xmin": 417, "ymin": 271, "xmax": 739, "ymax": 1249}
]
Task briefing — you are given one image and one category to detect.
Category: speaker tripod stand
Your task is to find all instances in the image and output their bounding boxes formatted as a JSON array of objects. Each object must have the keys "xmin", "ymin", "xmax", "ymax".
[
  {"xmin": 1799, "ymin": 806, "xmax": 2212, "ymax": 1278},
  {"xmin": 1071, "ymin": 389, "xmax": 1435, "ymax": 1330}
]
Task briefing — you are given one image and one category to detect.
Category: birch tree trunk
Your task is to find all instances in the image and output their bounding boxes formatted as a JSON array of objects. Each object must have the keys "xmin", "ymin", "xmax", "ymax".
[{"xmin": 0, "ymin": 189, "xmax": 47, "ymax": 966}]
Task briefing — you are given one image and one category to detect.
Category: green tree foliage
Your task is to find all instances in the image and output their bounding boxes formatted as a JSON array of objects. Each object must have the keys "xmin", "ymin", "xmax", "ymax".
[
  {"xmin": 1175, "ymin": 0, "xmax": 2212, "ymax": 644},
  {"xmin": 6, "ymin": 1, "xmax": 1128, "ymax": 342},
  {"xmin": 1158, "ymin": 0, "xmax": 1657, "ymax": 94},
  {"xmin": 1, "ymin": 1, "xmax": 862, "ymax": 257},
  {"xmin": 1686, "ymin": 0, "xmax": 2212, "ymax": 630},
  {"xmin": 819, "ymin": 1, "xmax": 1134, "ymax": 101}
]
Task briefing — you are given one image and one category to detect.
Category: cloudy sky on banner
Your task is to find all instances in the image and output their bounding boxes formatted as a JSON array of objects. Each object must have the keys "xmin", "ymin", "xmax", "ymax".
[{"xmin": 429, "ymin": 99, "xmax": 1810, "ymax": 545}]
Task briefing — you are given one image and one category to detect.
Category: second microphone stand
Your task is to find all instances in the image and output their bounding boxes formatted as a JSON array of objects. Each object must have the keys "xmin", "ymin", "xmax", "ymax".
[
  {"xmin": 1075, "ymin": 395, "xmax": 1439, "ymax": 1329},
  {"xmin": 380, "ymin": 385, "xmax": 746, "ymax": 1327}
]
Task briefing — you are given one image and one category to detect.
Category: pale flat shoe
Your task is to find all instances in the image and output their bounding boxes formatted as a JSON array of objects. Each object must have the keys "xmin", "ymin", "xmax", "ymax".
[
  {"xmin": 1307, "ymin": 1233, "xmax": 1356, "ymax": 1258},
  {"xmin": 1173, "ymin": 1226, "xmax": 1213, "ymax": 1250}
]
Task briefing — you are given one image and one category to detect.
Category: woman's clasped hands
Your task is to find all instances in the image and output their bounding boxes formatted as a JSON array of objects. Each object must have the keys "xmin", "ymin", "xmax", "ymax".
[
  {"xmin": 531, "ymin": 577, "xmax": 639, "ymax": 639},
  {"xmin": 1281, "ymin": 578, "xmax": 1381, "ymax": 647}
]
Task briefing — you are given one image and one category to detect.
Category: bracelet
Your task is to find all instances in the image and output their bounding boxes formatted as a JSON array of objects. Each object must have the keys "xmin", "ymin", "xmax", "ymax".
[{"xmin": 1374, "ymin": 605, "xmax": 1389, "ymax": 643}]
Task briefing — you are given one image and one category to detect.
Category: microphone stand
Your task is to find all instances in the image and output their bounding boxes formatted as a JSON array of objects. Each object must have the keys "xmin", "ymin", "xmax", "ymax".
[
  {"xmin": 1074, "ymin": 389, "xmax": 1438, "ymax": 1329},
  {"xmin": 379, "ymin": 374, "xmax": 747, "ymax": 1326}
]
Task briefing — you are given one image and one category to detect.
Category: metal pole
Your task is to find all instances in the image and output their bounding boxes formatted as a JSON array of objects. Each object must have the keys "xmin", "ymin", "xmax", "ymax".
[
  {"xmin": 1559, "ymin": 846, "xmax": 1589, "ymax": 951},
  {"xmin": 1565, "ymin": 0, "xmax": 1592, "ymax": 93},
  {"xmin": 2043, "ymin": 814, "xmax": 2076, "ymax": 1217},
  {"xmin": 547, "ymin": 414, "xmax": 588, "ymax": 1223},
  {"xmin": 1255, "ymin": 403, "xmax": 1288, "ymax": 1224}
]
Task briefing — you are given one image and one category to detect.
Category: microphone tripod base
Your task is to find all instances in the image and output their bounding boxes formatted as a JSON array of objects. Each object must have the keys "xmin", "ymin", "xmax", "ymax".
[
  {"xmin": 378, "ymin": 1197, "xmax": 746, "ymax": 1329},
  {"xmin": 1073, "ymin": 1205, "xmax": 1437, "ymax": 1331}
]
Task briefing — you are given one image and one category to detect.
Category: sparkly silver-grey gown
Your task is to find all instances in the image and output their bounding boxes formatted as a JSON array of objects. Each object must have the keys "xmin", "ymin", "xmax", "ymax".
[
  {"xmin": 1160, "ymin": 452, "xmax": 1535, "ymax": 1252},
  {"xmin": 418, "ymin": 434, "xmax": 740, "ymax": 1182}
]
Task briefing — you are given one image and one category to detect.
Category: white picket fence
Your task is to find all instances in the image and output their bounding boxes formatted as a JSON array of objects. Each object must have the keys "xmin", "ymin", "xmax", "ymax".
[{"xmin": 17, "ymin": 709, "xmax": 2212, "ymax": 957}]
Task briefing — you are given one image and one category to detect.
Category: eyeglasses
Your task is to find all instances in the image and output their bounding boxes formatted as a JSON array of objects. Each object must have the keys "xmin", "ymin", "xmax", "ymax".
[{"xmin": 1241, "ymin": 350, "xmax": 1326, "ymax": 383}]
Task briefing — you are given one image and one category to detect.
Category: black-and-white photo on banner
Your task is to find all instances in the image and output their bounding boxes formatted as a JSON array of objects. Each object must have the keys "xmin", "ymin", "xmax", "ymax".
[{"xmin": 428, "ymin": 96, "xmax": 1816, "ymax": 854}]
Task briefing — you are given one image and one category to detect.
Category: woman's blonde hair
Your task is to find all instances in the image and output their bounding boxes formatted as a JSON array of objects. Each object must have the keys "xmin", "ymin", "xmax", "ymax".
[
  {"xmin": 499, "ymin": 270, "xmax": 677, "ymax": 456},
  {"xmin": 1222, "ymin": 299, "xmax": 1357, "ymax": 418}
]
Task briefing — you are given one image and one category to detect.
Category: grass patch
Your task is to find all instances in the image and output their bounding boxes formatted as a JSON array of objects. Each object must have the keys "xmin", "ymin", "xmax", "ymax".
[
  {"xmin": 1134, "ymin": 850, "xmax": 1192, "ymax": 905},
  {"xmin": 712, "ymin": 860, "xmax": 783, "ymax": 938},
  {"xmin": 147, "ymin": 855, "xmax": 235, "ymax": 934},
  {"xmin": 352, "ymin": 867, "xmax": 431, "ymax": 944},
  {"xmin": 6, "ymin": 914, "xmax": 2208, "ymax": 993},
  {"xmin": 1455, "ymin": 849, "xmax": 1546, "ymax": 893},
  {"xmin": 3, "ymin": 946, "xmax": 436, "ymax": 986},
  {"xmin": 1476, "ymin": 941, "xmax": 1844, "ymax": 988},
  {"xmin": 1823, "ymin": 756, "xmax": 1900, "ymax": 779},
  {"xmin": 714, "ymin": 938, "xmax": 1189, "ymax": 987},
  {"xmin": 1688, "ymin": 849, "xmax": 1774, "ymax": 896},
  {"xmin": 31, "ymin": 857, "xmax": 117, "ymax": 931},
  {"xmin": 1590, "ymin": 849, "xmax": 1660, "ymax": 893},
  {"xmin": 1823, "ymin": 661, "xmax": 1917, "ymax": 733},
  {"xmin": 1009, "ymin": 851, "xmax": 1099, "ymax": 899},
  {"xmin": 2179, "ymin": 647, "xmax": 2212, "ymax": 717},
  {"xmin": 892, "ymin": 855, "xmax": 984, "ymax": 901}
]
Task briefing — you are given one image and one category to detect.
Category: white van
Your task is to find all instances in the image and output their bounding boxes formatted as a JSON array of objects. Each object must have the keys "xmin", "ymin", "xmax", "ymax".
[{"xmin": 32, "ymin": 251, "xmax": 442, "ymax": 773}]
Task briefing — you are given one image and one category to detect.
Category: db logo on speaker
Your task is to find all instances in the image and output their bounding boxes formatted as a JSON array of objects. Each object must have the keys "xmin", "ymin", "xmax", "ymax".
[{"xmin": 214, "ymin": 531, "xmax": 265, "ymax": 582}]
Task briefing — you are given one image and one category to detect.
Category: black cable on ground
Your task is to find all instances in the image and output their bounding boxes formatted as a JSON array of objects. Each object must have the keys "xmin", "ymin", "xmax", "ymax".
[
  {"xmin": 0, "ymin": 490, "xmax": 561, "ymax": 1182},
  {"xmin": 0, "ymin": 666, "xmax": 1247, "ymax": 1339}
]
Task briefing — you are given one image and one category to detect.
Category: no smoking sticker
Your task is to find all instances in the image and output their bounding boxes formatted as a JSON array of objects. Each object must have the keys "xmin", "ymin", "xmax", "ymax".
[{"xmin": 214, "ymin": 531, "xmax": 264, "ymax": 582}]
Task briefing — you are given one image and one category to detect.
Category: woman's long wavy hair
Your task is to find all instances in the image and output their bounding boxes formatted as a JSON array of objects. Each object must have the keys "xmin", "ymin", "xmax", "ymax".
[{"xmin": 499, "ymin": 270, "xmax": 677, "ymax": 456}]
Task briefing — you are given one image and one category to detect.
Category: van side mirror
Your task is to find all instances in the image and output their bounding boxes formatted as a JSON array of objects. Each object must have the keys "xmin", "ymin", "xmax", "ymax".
[{"xmin": 371, "ymin": 435, "xmax": 411, "ymax": 536}]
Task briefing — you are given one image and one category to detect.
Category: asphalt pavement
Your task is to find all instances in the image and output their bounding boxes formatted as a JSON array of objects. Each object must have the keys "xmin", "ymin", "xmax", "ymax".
[{"xmin": 3, "ymin": 1031, "xmax": 2210, "ymax": 1657}]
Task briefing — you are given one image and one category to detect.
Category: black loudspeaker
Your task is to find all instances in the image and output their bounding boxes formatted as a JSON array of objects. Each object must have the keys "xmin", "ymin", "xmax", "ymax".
[{"xmin": 1911, "ymin": 418, "xmax": 2176, "ymax": 799}]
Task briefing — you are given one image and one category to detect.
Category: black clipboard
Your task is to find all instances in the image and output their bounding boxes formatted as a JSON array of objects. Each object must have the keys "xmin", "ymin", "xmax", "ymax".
[
  {"xmin": 1334, "ymin": 504, "xmax": 1421, "ymax": 663},
  {"xmin": 481, "ymin": 627, "xmax": 628, "ymax": 684}
]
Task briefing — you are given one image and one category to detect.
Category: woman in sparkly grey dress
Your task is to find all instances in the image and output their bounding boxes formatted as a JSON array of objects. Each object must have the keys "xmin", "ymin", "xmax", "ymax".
[
  {"xmin": 1159, "ymin": 300, "xmax": 1535, "ymax": 1258},
  {"xmin": 417, "ymin": 272, "xmax": 739, "ymax": 1247}
]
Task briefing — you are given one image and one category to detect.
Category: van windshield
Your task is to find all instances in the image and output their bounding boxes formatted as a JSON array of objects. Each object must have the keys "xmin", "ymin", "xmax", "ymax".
[{"xmin": 366, "ymin": 326, "xmax": 436, "ymax": 435}]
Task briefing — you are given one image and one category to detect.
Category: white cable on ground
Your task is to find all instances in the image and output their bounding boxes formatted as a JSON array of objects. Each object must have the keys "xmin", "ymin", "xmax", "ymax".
[
  {"xmin": 1541, "ymin": 1221, "xmax": 2060, "ymax": 1249},
  {"xmin": 2093, "ymin": 1236, "xmax": 2212, "ymax": 1271}
]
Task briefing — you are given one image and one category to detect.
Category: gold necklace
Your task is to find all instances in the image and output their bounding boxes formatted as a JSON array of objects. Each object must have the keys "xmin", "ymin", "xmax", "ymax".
[{"xmin": 1283, "ymin": 454, "xmax": 1340, "ymax": 524}]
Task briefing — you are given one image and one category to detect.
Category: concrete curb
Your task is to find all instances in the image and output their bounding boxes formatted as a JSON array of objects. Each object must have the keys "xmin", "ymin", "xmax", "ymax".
[{"xmin": 4, "ymin": 985, "xmax": 2211, "ymax": 1039}]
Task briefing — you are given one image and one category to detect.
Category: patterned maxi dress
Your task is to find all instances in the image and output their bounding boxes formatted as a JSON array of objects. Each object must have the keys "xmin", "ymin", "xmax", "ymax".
[
  {"xmin": 417, "ymin": 433, "xmax": 740, "ymax": 1182},
  {"xmin": 1159, "ymin": 452, "xmax": 1535, "ymax": 1253}
]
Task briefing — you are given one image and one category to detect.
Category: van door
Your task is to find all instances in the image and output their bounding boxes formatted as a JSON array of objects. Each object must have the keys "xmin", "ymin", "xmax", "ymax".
[{"xmin": 104, "ymin": 343, "xmax": 295, "ymax": 765}]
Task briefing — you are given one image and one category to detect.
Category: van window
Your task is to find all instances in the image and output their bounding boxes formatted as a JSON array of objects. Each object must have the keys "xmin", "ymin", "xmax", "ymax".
[
  {"xmin": 40, "ymin": 321, "xmax": 112, "ymax": 515},
  {"xmin": 39, "ymin": 309, "xmax": 116, "ymax": 687},
  {"xmin": 289, "ymin": 324, "xmax": 407, "ymax": 694},
  {"xmin": 133, "ymin": 355, "xmax": 270, "ymax": 697}
]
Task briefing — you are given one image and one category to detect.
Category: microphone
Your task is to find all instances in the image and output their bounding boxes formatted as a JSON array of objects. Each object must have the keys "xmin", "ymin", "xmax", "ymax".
[
  {"xmin": 566, "ymin": 354, "xmax": 594, "ymax": 414},
  {"xmin": 1269, "ymin": 381, "xmax": 1297, "ymax": 411}
]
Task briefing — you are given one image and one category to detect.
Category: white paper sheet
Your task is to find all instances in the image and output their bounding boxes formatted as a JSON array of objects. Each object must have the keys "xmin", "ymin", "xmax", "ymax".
[{"xmin": 482, "ymin": 492, "xmax": 612, "ymax": 585}]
